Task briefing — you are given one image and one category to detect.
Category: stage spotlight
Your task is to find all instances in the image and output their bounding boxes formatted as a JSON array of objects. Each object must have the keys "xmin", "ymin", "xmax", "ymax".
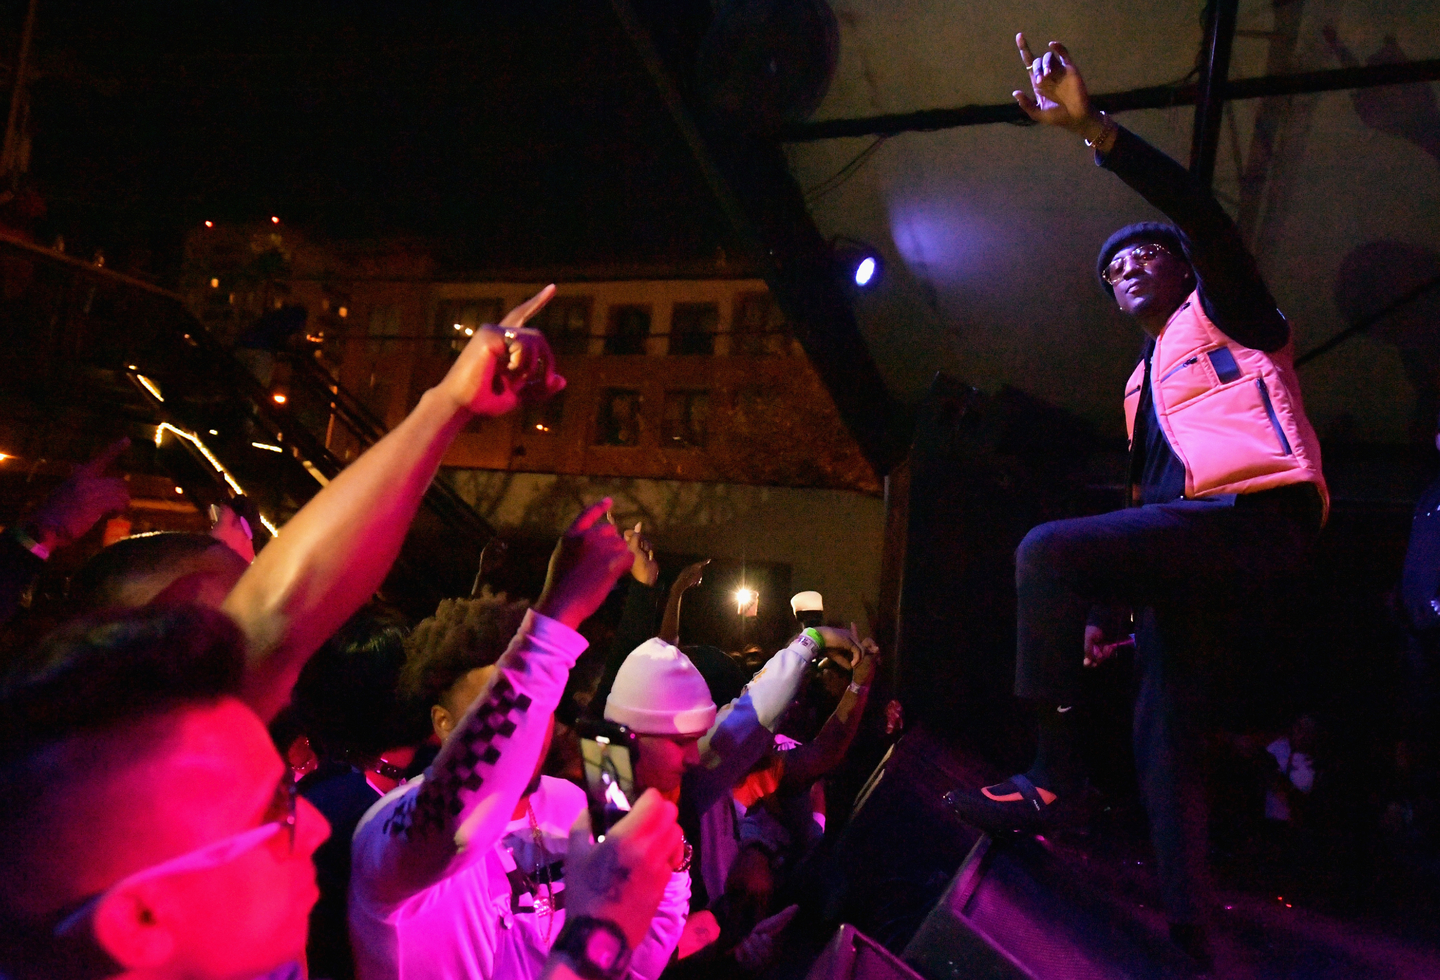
[
  {"xmin": 832, "ymin": 237, "xmax": 882, "ymax": 290},
  {"xmin": 736, "ymin": 587, "xmax": 759, "ymax": 617}
]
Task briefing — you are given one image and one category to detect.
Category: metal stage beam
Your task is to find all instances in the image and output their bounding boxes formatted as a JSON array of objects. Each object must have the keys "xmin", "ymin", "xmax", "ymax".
[
  {"xmin": 781, "ymin": 57, "xmax": 1440, "ymax": 142},
  {"xmin": 1189, "ymin": 0, "xmax": 1240, "ymax": 187}
]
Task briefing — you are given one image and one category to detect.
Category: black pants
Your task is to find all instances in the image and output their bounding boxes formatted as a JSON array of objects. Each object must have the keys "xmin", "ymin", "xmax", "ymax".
[{"xmin": 1014, "ymin": 485, "xmax": 1321, "ymax": 922}]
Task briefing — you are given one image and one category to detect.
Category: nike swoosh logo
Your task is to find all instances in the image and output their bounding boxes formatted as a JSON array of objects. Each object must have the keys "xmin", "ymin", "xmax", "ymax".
[{"xmin": 1056, "ymin": 705, "xmax": 1074, "ymax": 713}]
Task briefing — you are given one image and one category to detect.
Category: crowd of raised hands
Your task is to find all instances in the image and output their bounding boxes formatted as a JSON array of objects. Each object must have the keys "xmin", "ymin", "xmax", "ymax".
[{"xmin": 0, "ymin": 283, "xmax": 895, "ymax": 980}]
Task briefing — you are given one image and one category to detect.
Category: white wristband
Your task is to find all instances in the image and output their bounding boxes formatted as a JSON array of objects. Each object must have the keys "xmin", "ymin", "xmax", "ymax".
[{"xmin": 847, "ymin": 682, "xmax": 869, "ymax": 696}]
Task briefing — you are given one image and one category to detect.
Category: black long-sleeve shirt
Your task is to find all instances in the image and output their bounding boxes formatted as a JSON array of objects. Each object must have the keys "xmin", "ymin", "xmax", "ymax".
[{"xmin": 1101, "ymin": 127, "xmax": 1289, "ymax": 503}]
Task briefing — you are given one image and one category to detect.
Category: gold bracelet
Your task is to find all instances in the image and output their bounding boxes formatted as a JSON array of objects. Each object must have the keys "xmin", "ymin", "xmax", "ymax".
[{"xmin": 1084, "ymin": 111, "xmax": 1117, "ymax": 150}]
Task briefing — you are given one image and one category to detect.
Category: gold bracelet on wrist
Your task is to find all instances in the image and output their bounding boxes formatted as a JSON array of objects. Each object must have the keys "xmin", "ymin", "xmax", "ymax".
[{"xmin": 1084, "ymin": 111, "xmax": 1117, "ymax": 150}]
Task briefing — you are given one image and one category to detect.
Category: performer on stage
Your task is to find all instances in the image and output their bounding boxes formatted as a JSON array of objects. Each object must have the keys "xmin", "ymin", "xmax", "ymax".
[{"xmin": 949, "ymin": 35, "xmax": 1328, "ymax": 959}]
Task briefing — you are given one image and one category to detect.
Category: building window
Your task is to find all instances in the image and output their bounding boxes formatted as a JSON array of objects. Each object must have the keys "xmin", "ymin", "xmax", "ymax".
[
  {"xmin": 595, "ymin": 388, "xmax": 643, "ymax": 446},
  {"xmin": 663, "ymin": 391, "xmax": 709, "ymax": 449},
  {"xmin": 522, "ymin": 389, "xmax": 566, "ymax": 435},
  {"xmin": 669, "ymin": 302, "xmax": 718, "ymax": 356},
  {"xmin": 435, "ymin": 298, "xmax": 505, "ymax": 352},
  {"xmin": 733, "ymin": 292, "xmax": 784, "ymax": 355},
  {"xmin": 606, "ymin": 305, "xmax": 651, "ymax": 356},
  {"xmin": 532, "ymin": 296, "xmax": 593, "ymax": 356}
]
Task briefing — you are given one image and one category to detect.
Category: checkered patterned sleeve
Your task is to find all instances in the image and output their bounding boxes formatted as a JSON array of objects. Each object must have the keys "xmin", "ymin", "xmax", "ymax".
[{"xmin": 354, "ymin": 608, "xmax": 587, "ymax": 905}]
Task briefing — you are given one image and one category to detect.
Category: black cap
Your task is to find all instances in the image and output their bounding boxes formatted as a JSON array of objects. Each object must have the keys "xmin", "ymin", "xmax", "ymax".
[{"xmin": 1096, "ymin": 221, "xmax": 1191, "ymax": 296}]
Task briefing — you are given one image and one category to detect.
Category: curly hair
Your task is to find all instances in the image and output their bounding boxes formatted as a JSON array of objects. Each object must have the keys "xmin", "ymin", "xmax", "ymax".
[{"xmin": 399, "ymin": 591, "xmax": 529, "ymax": 711}]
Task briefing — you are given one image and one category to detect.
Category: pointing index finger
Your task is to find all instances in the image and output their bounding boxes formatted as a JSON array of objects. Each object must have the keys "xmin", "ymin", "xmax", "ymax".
[
  {"xmin": 500, "ymin": 284, "xmax": 556, "ymax": 329},
  {"xmin": 1016, "ymin": 32, "xmax": 1036, "ymax": 68}
]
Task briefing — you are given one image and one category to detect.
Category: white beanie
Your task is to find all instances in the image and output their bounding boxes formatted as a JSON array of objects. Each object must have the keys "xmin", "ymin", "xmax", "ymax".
[
  {"xmin": 790, "ymin": 591, "xmax": 823, "ymax": 616},
  {"xmin": 604, "ymin": 638, "xmax": 717, "ymax": 736}
]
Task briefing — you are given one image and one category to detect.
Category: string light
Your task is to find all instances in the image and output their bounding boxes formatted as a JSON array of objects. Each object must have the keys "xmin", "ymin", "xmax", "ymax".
[
  {"xmin": 135, "ymin": 374, "xmax": 165, "ymax": 402},
  {"xmin": 153, "ymin": 424, "xmax": 281, "ymax": 537},
  {"xmin": 157, "ymin": 423, "xmax": 242, "ymax": 495}
]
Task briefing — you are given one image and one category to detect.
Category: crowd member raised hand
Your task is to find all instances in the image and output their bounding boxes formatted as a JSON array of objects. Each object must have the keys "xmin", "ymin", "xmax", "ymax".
[
  {"xmin": 224, "ymin": 286, "xmax": 564, "ymax": 721},
  {"xmin": 659, "ymin": 558, "xmax": 709, "ymax": 646},
  {"xmin": 541, "ymin": 792, "xmax": 686, "ymax": 980},
  {"xmin": 348, "ymin": 500, "xmax": 693, "ymax": 980},
  {"xmin": 2, "ymin": 438, "xmax": 130, "ymax": 626}
]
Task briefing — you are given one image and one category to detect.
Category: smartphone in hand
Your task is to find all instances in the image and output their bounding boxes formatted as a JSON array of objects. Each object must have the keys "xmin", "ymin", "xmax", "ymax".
[{"xmin": 575, "ymin": 718, "xmax": 640, "ymax": 842}]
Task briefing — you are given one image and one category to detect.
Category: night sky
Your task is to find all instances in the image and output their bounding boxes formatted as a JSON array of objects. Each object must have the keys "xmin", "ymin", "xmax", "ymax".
[{"xmin": 12, "ymin": 1, "xmax": 738, "ymax": 277}]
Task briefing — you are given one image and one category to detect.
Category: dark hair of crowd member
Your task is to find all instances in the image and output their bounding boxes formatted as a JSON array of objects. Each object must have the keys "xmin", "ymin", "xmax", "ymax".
[
  {"xmin": 290, "ymin": 606, "xmax": 425, "ymax": 763},
  {"xmin": 0, "ymin": 606, "xmax": 247, "ymax": 980},
  {"xmin": 66, "ymin": 532, "xmax": 231, "ymax": 611},
  {"xmin": 0, "ymin": 604, "xmax": 246, "ymax": 767}
]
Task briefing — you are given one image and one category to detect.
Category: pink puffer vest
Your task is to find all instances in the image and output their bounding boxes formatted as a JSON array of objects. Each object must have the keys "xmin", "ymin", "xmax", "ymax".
[{"xmin": 1123, "ymin": 290, "xmax": 1328, "ymax": 520}]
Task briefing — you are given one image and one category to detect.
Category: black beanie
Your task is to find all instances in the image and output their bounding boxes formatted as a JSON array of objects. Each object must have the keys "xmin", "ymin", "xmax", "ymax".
[{"xmin": 1096, "ymin": 221, "xmax": 1191, "ymax": 296}]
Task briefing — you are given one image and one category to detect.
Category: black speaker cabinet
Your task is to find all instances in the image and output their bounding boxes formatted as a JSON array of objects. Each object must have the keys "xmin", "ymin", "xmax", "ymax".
[
  {"xmin": 902, "ymin": 835, "xmax": 1203, "ymax": 980},
  {"xmin": 806, "ymin": 924, "xmax": 927, "ymax": 980}
]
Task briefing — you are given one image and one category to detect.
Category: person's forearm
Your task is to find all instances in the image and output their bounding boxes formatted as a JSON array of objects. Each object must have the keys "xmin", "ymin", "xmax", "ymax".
[
  {"xmin": 659, "ymin": 584, "xmax": 685, "ymax": 646},
  {"xmin": 1101, "ymin": 125, "xmax": 1288, "ymax": 351},
  {"xmin": 629, "ymin": 871, "xmax": 691, "ymax": 980},
  {"xmin": 688, "ymin": 635, "xmax": 822, "ymax": 813},
  {"xmin": 741, "ymin": 635, "xmax": 823, "ymax": 730},
  {"xmin": 779, "ymin": 686, "xmax": 868, "ymax": 792},
  {"xmin": 224, "ymin": 387, "xmax": 470, "ymax": 721},
  {"xmin": 356, "ymin": 610, "xmax": 585, "ymax": 904}
]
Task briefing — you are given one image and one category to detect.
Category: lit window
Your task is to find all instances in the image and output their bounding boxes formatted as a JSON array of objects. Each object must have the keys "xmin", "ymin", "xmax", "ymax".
[
  {"xmin": 434, "ymin": 298, "xmax": 503, "ymax": 353},
  {"xmin": 522, "ymin": 390, "xmax": 566, "ymax": 436}
]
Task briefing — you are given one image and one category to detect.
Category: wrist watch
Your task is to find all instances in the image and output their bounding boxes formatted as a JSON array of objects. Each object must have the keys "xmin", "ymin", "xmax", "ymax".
[{"xmin": 553, "ymin": 916, "xmax": 631, "ymax": 980}]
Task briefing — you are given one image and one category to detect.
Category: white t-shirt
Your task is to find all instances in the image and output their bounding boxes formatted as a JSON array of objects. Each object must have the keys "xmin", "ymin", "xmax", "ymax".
[{"xmin": 350, "ymin": 775, "xmax": 687, "ymax": 980}]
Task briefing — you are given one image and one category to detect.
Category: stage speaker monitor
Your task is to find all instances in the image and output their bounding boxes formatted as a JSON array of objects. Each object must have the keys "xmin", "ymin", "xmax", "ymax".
[
  {"xmin": 901, "ymin": 835, "xmax": 1201, "ymax": 980},
  {"xmin": 805, "ymin": 924, "xmax": 926, "ymax": 980}
]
